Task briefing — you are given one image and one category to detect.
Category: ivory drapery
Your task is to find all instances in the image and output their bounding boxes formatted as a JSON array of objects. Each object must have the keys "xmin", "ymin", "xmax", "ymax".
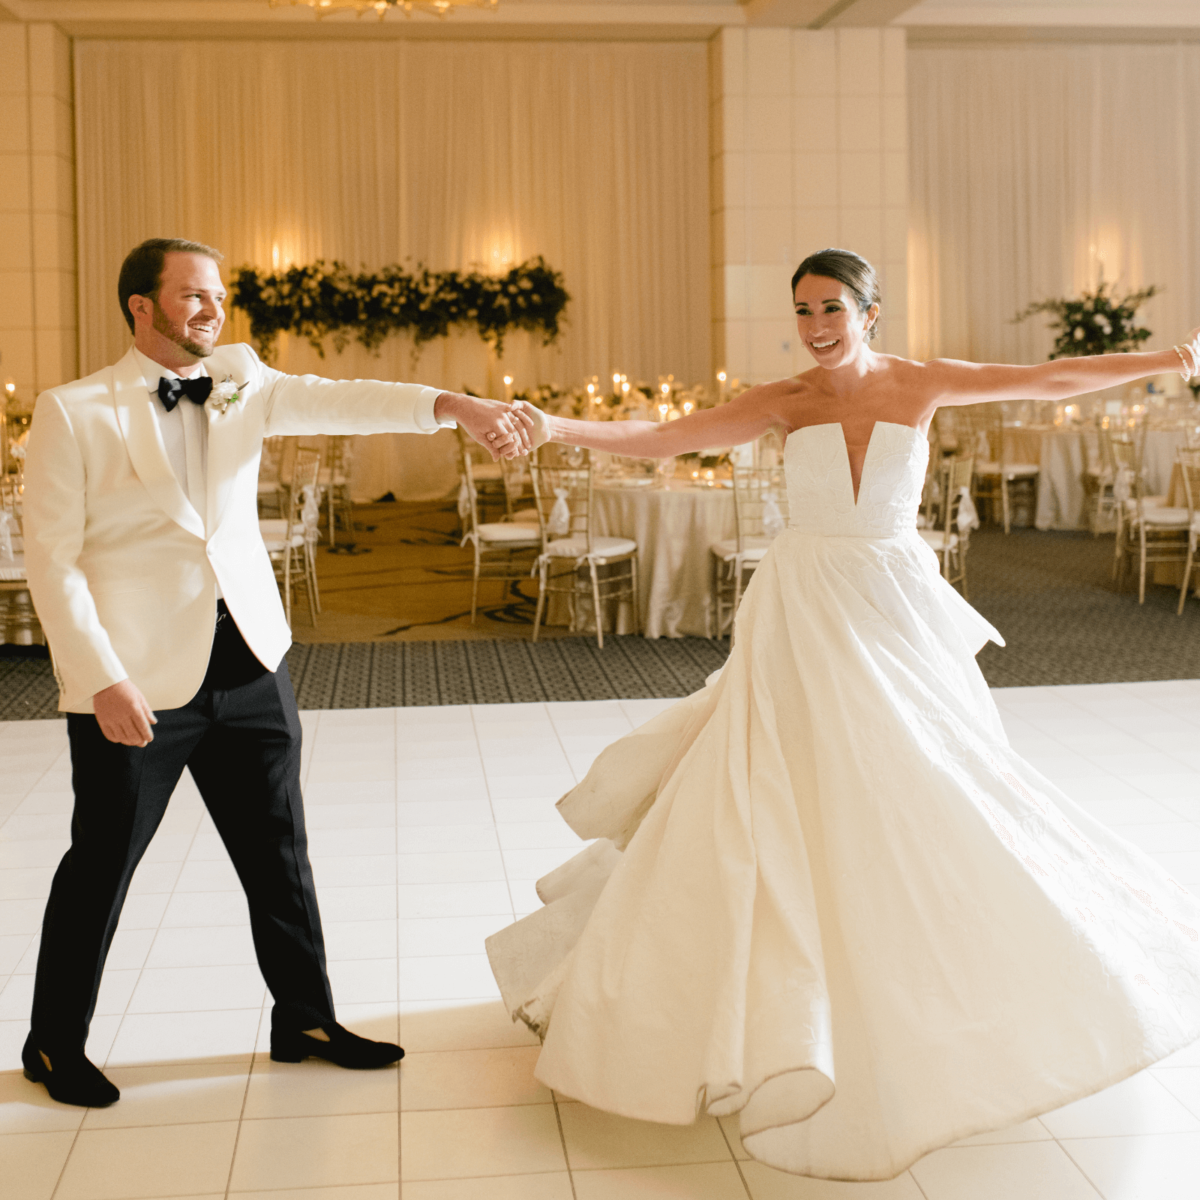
[
  {"xmin": 908, "ymin": 42, "xmax": 1200, "ymax": 365},
  {"xmin": 74, "ymin": 39, "xmax": 711, "ymax": 396}
]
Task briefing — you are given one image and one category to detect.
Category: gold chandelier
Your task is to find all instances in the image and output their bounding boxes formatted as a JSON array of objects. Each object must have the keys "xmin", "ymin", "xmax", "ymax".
[{"xmin": 270, "ymin": 0, "xmax": 498, "ymax": 18}]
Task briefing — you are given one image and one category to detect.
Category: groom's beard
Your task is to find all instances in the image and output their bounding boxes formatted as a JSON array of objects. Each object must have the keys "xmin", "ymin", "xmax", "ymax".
[{"xmin": 151, "ymin": 300, "xmax": 215, "ymax": 359}]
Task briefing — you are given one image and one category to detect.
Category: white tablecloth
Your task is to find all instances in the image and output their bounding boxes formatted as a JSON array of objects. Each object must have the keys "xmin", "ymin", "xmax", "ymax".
[
  {"xmin": 1013, "ymin": 427, "xmax": 1187, "ymax": 531},
  {"xmin": 590, "ymin": 481, "xmax": 737, "ymax": 639},
  {"xmin": 272, "ymin": 430, "xmax": 461, "ymax": 503}
]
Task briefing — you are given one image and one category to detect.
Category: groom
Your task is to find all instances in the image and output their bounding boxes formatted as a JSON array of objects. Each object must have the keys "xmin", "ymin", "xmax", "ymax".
[{"xmin": 21, "ymin": 237, "xmax": 532, "ymax": 1107}]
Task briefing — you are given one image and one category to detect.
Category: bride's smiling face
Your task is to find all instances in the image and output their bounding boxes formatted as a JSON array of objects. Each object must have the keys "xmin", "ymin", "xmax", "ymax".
[{"xmin": 793, "ymin": 275, "xmax": 878, "ymax": 368}]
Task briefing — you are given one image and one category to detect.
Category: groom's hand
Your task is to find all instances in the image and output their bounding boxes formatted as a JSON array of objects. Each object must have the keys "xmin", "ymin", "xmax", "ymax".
[
  {"xmin": 93, "ymin": 679, "xmax": 157, "ymax": 747},
  {"xmin": 434, "ymin": 393, "xmax": 534, "ymax": 461}
]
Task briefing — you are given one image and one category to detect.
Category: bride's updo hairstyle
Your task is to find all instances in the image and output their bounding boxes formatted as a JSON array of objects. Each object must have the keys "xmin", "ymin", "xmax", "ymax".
[{"xmin": 791, "ymin": 248, "xmax": 881, "ymax": 342}]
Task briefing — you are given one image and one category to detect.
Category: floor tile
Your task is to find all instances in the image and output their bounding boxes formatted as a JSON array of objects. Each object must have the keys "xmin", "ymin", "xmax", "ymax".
[
  {"xmin": 127, "ymin": 964, "xmax": 267, "ymax": 1014},
  {"xmin": 159, "ymin": 889, "xmax": 249, "ymax": 927},
  {"xmin": 327, "ymin": 957, "xmax": 398, "ymax": 1004},
  {"xmin": 496, "ymin": 821, "xmax": 585, "ymax": 850},
  {"xmin": 0, "ymin": 933, "xmax": 32, "ymax": 975},
  {"xmin": 107, "ymin": 1008, "xmax": 263, "ymax": 1066},
  {"xmin": 398, "ymin": 881, "xmax": 512, "ymax": 919},
  {"xmin": 314, "ymin": 855, "xmax": 399, "ymax": 887},
  {"xmin": 314, "ymin": 885, "xmax": 397, "ymax": 923},
  {"xmin": 909, "ymin": 1141, "xmax": 1100, "ymax": 1200},
  {"xmin": 82, "ymin": 1061, "xmax": 251, "ymax": 1129},
  {"xmin": 400, "ymin": 1104, "xmax": 566, "ymax": 1180},
  {"xmin": 951, "ymin": 1116, "xmax": 1053, "ymax": 1146},
  {"xmin": 398, "ymin": 999, "xmax": 540, "ymax": 1053},
  {"xmin": 0, "ymin": 1129, "xmax": 78, "ymax": 1200},
  {"xmin": 1154, "ymin": 1065, "xmax": 1200, "ymax": 1117},
  {"xmin": 558, "ymin": 1101, "xmax": 732, "ymax": 1170},
  {"xmin": 400, "ymin": 1174, "xmax": 573, "ymax": 1200},
  {"xmin": 242, "ymin": 1057, "xmax": 400, "ymax": 1119},
  {"xmin": 400, "ymin": 1045, "xmax": 548, "ymax": 1110},
  {"xmin": 55, "ymin": 1120, "xmax": 239, "ymax": 1200},
  {"xmin": 306, "ymin": 802, "xmax": 398, "ymax": 831},
  {"xmin": 145, "ymin": 925, "xmax": 258, "ymax": 969},
  {"xmin": 574, "ymin": 1162, "xmax": 749, "ymax": 1198},
  {"xmin": 229, "ymin": 1112, "xmax": 399, "ymax": 1190},
  {"xmin": 399, "ymin": 915, "xmax": 510, "ymax": 959},
  {"xmin": 0, "ymin": 898, "xmax": 49, "ymax": 935},
  {"xmin": 397, "ymin": 825, "xmax": 499, "ymax": 854},
  {"xmin": 1039, "ymin": 1072, "xmax": 1200, "ymax": 1138},
  {"xmin": 1060, "ymin": 1131, "xmax": 1200, "ymax": 1200},
  {"xmin": 232, "ymin": 1187, "xmax": 399, "ymax": 1200},
  {"xmin": 0, "ymin": 1072, "xmax": 87, "ymax": 1134},
  {"xmin": 399, "ymin": 954, "xmax": 499, "ymax": 1002},
  {"xmin": 739, "ymin": 1163, "xmax": 925, "ymax": 1198},
  {"xmin": 397, "ymin": 850, "xmax": 507, "ymax": 885},
  {"xmin": 325, "ymin": 919, "xmax": 398, "ymax": 961}
]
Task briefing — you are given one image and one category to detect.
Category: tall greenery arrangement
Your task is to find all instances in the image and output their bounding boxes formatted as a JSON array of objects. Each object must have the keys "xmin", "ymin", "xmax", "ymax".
[
  {"xmin": 229, "ymin": 257, "xmax": 569, "ymax": 362},
  {"xmin": 1013, "ymin": 281, "xmax": 1159, "ymax": 358}
]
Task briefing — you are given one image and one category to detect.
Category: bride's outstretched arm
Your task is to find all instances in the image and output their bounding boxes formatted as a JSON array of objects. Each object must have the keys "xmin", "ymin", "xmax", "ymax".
[
  {"xmin": 515, "ymin": 386, "xmax": 781, "ymax": 459},
  {"xmin": 926, "ymin": 326, "xmax": 1200, "ymax": 406}
]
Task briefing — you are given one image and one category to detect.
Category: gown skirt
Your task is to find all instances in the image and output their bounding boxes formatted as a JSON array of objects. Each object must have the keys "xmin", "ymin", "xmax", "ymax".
[{"xmin": 486, "ymin": 423, "xmax": 1200, "ymax": 1181}]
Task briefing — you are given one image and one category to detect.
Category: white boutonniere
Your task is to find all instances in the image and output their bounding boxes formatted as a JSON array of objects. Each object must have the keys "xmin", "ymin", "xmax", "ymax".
[{"xmin": 208, "ymin": 375, "xmax": 246, "ymax": 415}]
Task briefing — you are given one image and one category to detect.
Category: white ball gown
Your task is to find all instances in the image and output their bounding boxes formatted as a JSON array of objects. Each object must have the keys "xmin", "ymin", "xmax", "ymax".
[{"xmin": 485, "ymin": 420, "xmax": 1200, "ymax": 1181}]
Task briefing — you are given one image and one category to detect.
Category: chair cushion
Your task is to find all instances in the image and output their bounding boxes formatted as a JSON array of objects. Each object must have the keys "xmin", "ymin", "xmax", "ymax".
[
  {"xmin": 546, "ymin": 535, "xmax": 637, "ymax": 560},
  {"xmin": 1131, "ymin": 506, "xmax": 1191, "ymax": 527},
  {"xmin": 708, "ymin": 539, "xmax": 771, "ymax": 562},
  {"xmin": 975, "ymin": 461, "xmax": 1039, "ymax": 478},
  {"xmin": 470, "ymin": 462, "xmax": 504, "ymax": 481},
  {"xmin": 918, "ymin": 529, "xmax": 959, "ymax": 551},
  {"xmin": 261, "ymin": 533, "xmax": 306, "ymax": 551},
  {"xmin": 257, "ymin": 480, "xmax": 281, "ymax": 494},
  {"xmin": 511, "ymin": 508, "xmax": 540, "ymax": 524},
  {"xmin": 259, "ymin": 519, "xmax": 290, "ymax": 538},
  {"xmin": 476, "ymin": 523, "xmax": 541, "ymax": 544}
]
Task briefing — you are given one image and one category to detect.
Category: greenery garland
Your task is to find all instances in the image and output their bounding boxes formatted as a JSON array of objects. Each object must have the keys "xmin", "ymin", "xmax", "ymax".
[
  {"xmin": 229, "ymin": 257, "xmax": 569, "ymax": 362},
  {"xmin": 1013, "ymin": 280, "xmax": 1158, "ymax": 358}
]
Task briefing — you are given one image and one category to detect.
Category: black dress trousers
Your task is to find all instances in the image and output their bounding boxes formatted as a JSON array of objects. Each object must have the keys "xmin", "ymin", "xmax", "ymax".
[{"xmin": 31, "ymin": 605, "xmax": 336, "ymax": 1055}]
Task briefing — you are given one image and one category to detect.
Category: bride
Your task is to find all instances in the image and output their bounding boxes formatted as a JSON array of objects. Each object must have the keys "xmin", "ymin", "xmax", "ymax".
[{"xmin": 488, "ymin": 248, "xmax": 1200, "ymax": 1180}]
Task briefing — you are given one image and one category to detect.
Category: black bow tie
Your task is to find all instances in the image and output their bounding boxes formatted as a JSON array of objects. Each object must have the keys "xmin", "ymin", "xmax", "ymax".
[{"xmin": 157, "ymin": 376, "xmax": 213, "ymax": 412}]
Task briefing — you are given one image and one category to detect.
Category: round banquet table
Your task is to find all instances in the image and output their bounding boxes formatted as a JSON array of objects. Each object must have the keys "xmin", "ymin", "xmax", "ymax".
[
  {"xmin": 546, "ymin": 479, "xmax": 737, "ymax": 639},
  {"xmin": 1000, "ymin": 427, "xmax": 1187, "ymax": 531}
]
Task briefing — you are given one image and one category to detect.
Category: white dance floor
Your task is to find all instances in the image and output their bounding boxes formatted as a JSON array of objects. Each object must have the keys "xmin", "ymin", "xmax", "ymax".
[{"xmin": 3, "ymin": 682, "xmax": 1200, "ymax": 1200}]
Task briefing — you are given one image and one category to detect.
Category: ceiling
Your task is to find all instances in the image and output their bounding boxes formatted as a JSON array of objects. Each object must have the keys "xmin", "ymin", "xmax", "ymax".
[{"xmin": 0, "ymin": 0, "xmax": 1196, "ymax": 40}]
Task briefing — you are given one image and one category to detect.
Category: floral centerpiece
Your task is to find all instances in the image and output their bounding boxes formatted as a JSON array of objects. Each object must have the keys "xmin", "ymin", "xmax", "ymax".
[{"xmin": 1013, "ymin": 280, "xmax": 1159, "ymax": 358}]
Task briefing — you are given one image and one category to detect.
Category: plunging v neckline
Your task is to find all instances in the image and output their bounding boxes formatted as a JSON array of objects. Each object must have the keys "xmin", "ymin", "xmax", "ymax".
[{"xmin": 790, "ymin": 421, "xmax": 922, "ymax": 507}]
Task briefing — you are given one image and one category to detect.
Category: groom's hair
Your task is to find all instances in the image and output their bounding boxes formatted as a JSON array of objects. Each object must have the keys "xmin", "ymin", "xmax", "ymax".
[{"xmin": 118, "ymin": 237, "xmax": 224, "ymax": 333}]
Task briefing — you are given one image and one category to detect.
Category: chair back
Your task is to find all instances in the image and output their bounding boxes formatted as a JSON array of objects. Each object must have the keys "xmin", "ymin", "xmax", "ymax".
[
  {"xmin": 261, "ymin": 436, "xmax": 286, "ymax": 481},
  {"xmin": 459, "ymin": 455, "xmax": 489, "ymax": 542},
  {"xmin": 288, "ymin": 447, "xmax": 322, "ymax": 543},
  {"xmin": 530, "ymin": 463, "xmax": 593, "ymax": 553},
  {"xmin": 935, "ymin": 406, "xmax": 997, "ymax": 466},
  {"xmin": 732, "ymin": 466, "xmax": 789, "ymax": 553},
  {"xmin": 1179, "ymin": 449, "xmax": 1200, "ymax": 522},
  {"xmin": 324, "ymin": 434, "xmax": 353, "ymax": 482},
  {"xmin": 940, "ymin": 456, "xmax": 976, "ymax": 540},
  {"xmin": 499, "ymin": 454, "xmax": 532, "ymax": 517}
]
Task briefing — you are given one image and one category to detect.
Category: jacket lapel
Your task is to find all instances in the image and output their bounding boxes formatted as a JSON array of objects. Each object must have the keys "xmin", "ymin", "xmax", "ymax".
[
  {"xmin": 204, "ymin": 347, "xmax": 254, "ymax": 535},
  {"xmin": 111, "ymin": 347, "xmax": 206, "ymax": 540}
]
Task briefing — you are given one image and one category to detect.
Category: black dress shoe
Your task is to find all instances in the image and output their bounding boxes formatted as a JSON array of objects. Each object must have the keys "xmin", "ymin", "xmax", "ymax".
[
  {"xmin": 270, "ymin": 1022, "xmax": 404, "ymax": 1069},
  {"xmin": 22, "ymin": 1034, "xmax": 120, "ymax": 1108}
]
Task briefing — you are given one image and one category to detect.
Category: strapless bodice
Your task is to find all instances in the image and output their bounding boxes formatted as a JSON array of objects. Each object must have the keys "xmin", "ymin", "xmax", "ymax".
[{"xmin": 785, "ymin": 421, "xmax": 929, "ymax": 538}]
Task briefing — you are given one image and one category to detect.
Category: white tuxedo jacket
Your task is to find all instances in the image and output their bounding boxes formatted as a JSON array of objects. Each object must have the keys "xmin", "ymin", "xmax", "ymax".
[{"xmin": 23, "ymin": 343, "xmax": 449, "ymax": 712}]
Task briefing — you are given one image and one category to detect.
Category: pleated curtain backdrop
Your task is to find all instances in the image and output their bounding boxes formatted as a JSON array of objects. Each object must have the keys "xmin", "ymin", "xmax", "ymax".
[
  {"xmin": 908, "ymin": 42, "xmax": 1200, "ymax": 365},
  {"xmin": 74, "ymin": 40, "xmax": 711, "ymax": 392}
]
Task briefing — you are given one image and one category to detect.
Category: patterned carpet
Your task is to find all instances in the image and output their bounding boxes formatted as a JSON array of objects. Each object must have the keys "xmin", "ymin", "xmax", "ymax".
[{"xmin": 3, "ymin": 527, "xmax": 1199, "ymax": 719}]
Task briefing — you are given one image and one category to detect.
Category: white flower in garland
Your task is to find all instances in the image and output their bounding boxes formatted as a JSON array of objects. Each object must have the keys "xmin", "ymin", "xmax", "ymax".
[{"xmin": 207, "ymin": 375, "xmax": 245, "ymax": 415}]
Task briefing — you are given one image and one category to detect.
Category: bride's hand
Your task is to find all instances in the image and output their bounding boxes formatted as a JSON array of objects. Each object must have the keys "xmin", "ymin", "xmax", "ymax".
[{"xmin": 514, "ymin": 400, "xmax": 552, "ymax": 451}]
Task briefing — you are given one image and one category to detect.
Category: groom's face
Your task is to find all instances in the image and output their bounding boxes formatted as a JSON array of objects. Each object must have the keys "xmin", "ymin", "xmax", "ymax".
[{"xmin": 149, "ymin": 252, "xmax": 227, "ymax": 359}]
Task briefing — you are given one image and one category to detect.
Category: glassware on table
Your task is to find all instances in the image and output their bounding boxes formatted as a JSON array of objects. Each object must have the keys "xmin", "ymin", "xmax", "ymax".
[{"xmin": 655, "ymin": 457, "xmax": 676, "ymax": 488}]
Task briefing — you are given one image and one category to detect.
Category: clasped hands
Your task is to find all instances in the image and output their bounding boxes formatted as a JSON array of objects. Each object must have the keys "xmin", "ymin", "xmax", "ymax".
[{"xmin": 437, "ymin": 393, "xmax": 551, "ymax": 461}]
